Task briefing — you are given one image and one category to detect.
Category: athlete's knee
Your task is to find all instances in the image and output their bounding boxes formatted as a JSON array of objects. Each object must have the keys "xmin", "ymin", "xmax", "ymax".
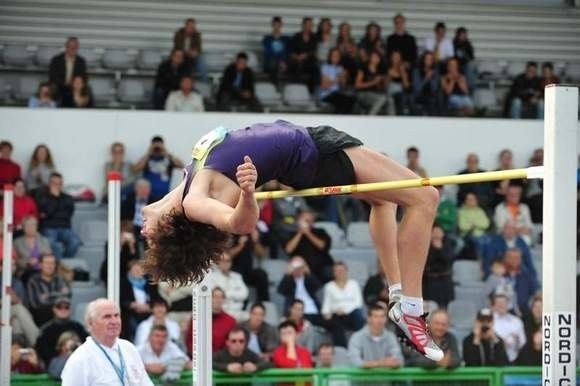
[{"xmin": 419, "ymin": 186, "xmax": 439, "ymax": 213}]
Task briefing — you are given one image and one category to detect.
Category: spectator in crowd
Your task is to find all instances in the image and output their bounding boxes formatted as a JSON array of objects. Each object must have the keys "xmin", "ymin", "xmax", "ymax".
[
  {"xmin": 358, "ymin": 22, "xmax": 385, "ymax": 61},
  {"xmin": 514, "ymin": 328, "xmax": 541, "ymax": 366},
  {"xmin": 7, "ymin": 180, "xmax": 39, "ymax": 235},
  {"xmin": 348, "ymin": 304, "xmax": 404, "ymax": 369},
  {"xmin": 503, "ymin": 248, "xmax": 539, "ymax": 314},
  {"xmin": 435, "ymin": 185, "xmax": 458, "ymax": 234},
  {"xmin": 158, "ymin": 279, "xmax": 194, "ymax": 319},
  {"xmin": 121, "ymin": 178, "xmax": 154, "ymax": 240},
  {"xmin": 48, "ymin": 37, "xmax": 87, "ymax": 100},
  {"xmin": 406, "ymin": 146, "xmax": 428, "ymax": 177},
  {"xmin": 453, "ymin": 27, "xmax": 476, "ymax": 91},
  {"xmin": 103, "ymin": 142, "xmax": 135, "ymax": 201},
  {"xmin": 28, "ymin": 82, "xmax": 57, "ymax": 108},
  {"xmin": 457, "ymin": 192, "xmax": 491, "ymax": 257},
  {"xmin": 422, "ymin": 224, "xmax": 455, "ymax": 308},
  {"xmin": 173, "ymin": 18, "xmax": 207, "ymax": 81},
  {"xmin": 278, "ymin": 257, "xmax": 346, "ymax": 347},
  {"xmin": 285, "ymin": 298, "xmax": 324, "ymax": 354},
  {"xmin": 363, "ymin": 266, "xmax": 389, "ymax": 307},
  {"xmin": 284, "ymin": 209, "xmax": 334, "ymax": 283},
  {"xmin": 0, "ymin": 253, "xmax": 39, "ymax": 346},
  {"xmin": 491, "ymin": 149, "xmax": 525, "ymax": 207},
  {"xmin": 316, "ymin": 18, "xmax": 335, "ymax": 64},
  {"xmin": 14, "ymin": 216, "xmax": 51, "ymax": 281},
  {"xmin": 226, "ymin": 231, "xmax": 270, "ymax": 302},
  {"xmin": 386, "ymin": 14, "xmax": 418, "ymax": 69},
  {"xmin": 354, "ymin": 50, "xmax": 387, "ymax": 115},
  {"xmin": 406, "ymin": 309, "xmax": 460, "ymax": 369},
  {"xmin": 484, "ymin": 260, "xmax": 517, "ymax": 312},
  {"xmin": 457, "ymin": 153, "xmax": 494, "ymax": 214},
  {"xmin": 213, "ymin": 327, "xmax": 272, "ymax": 374},
  {"xmin": 10, "ymin": 336, "xmax": 44, "ymax": 374},
  {"xmin": 61, "ymin": 298, "xmax": 153, "ymax": 386},
  {"xmin": 262, "ymin": 16, "xmax": 290, "ymax": 84},
  {"xmin": 272, "ymin": 320, "xmax": 314, "ymax": 369},
  {"xmin": 138, "ymin": 324, "xmax": 191, "ymax": 377},
  {"xmin": 0, "ymin": 140, "xmax": 22, "ymax": 186},
  {"xmin": 492, "ymin": 294, "xmax": 527, "ymax": 362},
  {"xmin": 209, "ymin": 287, "xmax": 237, "ymax": 353},
  {"xmin": 134, "ymin": 298, "xmax": 181, "ymax": 346},
  {"xmin": 47, "ymin": 331, "xmax": 82, "ymax": 379},
  {"xmin": 507, "ymin": 61, "xmax": 542, "ymax": 119},
  {"xmin": 35, "ymin": 297, "xmax": 89, "ymax": 366},
  {"xmin": 211, "ymin": 252, "xmax": 249, "ymax": 321},
  {"xmin": 27, "ymin": 253, "xmax": 71, "ymax": 326},
  {"xmin": 133, "ymin": 135, "xmax": 184, "ymax": 201},
  {"xmin": 463, "ymin": 308, "xmax": 510, "ymax": 366},
  {"xmin": 386, "ymin": 50, "xmax": 413, "ymax": 115},
  {"xmin": 525, "ymin": 148, "xmax": 544, "ymax": 223},
  {"xmin": 217, "ymin": 52, "xmax": 262, "ymax": 112},
  {"xmin": 288, "ymin": 17, "xmax": 319, "ymax": 93},
  {"xmin": 61, "ymin": 75, "xmax": 94, "ymax": 108},
  {"xmin": 483, "ymin": 220, "xmax": 535, "ymax": 279},
  {"xmin": 164, "ymin": 75, "xmax": 205, "ymax": 112},
  {"xmin": 100, "ymin": 221, "xmax": 140, "ymax": 285},
  {"xmin": 441, "ymin": 58, "xmax": 474, "ymax": 116},
  {"xmin": 319, "ymin": 47, "xmax": 356, "ymax": 114},
  {"xmin": 539, "ymin": 62, "xmax": 560, "ymax": 99},
  {"xmin": 153, "ymin": 49, "xmax": 188, "ymax": 110},
  {"xmin": 35, "ymin": 172, "xmax": 81, "ymax": 258},
  {"xmin": 321, "ymin": 261, "xmax": 365, "ymax": 333},
  {"xmin": 316, "ymin": 343, "xmax": 350, "ymax": 386},
  {"xmin": 336, "ymin": 22, "xmax": 359, "ymax": 86},
  {"xmin": 493, "ymin": 184, "xmax": 533, "ymax": 246},
  {"xmin": 238, "ymin": 303, "xmax": 279, "ymax": 361},
  {"xmin": 412, "ymin": 51, "xmax": 441, "ymax": 116},
  {"xmin": 522, "ymin": 294, "xmax": 542, "ymax": 341},
  {"xmin": 424, "ymin": 22, "xmax": 454, "ymax": 69},
  {"xmin": 26, "ymin": 144, "xmax": 56, "ymax": 192},
  {"xmin": 120, "ymin": 259, "xmax": 158, "ymax": 340}
]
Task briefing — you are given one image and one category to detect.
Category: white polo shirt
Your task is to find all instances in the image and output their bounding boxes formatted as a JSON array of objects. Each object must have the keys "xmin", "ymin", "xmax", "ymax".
[
  {"xmin": 61, "ymin": 337, "xmax": 153, "ymax": 386},
  {"xmin": 137, "ymin": 341, "xmax": 189, "ymax": 365}
]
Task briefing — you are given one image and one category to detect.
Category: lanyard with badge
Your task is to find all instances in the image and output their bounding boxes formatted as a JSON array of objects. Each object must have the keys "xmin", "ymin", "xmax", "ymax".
[{"xmin": 94, "ymin": 340, "xmax": 127, "ymax": 386}]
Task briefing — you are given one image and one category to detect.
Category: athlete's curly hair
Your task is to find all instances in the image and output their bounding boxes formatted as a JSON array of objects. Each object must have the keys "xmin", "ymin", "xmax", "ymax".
[{"xmin": 143, "ymin": 209, "xmax": 229, "ymax": 286}]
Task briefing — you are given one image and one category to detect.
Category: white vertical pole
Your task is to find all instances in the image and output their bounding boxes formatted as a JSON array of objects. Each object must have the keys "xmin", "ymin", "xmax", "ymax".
[
  {"xmin": 192, "ymin": 274, "xmax": 212, "ymax": 386},
  {"xmin": 1, "ymin": 185, "xmax": 14, "ymax": 386},
  {"xmin": 107, "ymin": 171, "xmax": 121, "ymax": 305},
  {"xmin": 542, "ymin": 85, "xmax": 578, "ymax": 386}
]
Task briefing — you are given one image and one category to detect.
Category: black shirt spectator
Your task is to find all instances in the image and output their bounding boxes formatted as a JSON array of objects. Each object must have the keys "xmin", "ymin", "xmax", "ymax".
[
  {"xmin": 237, "ymin": 303, "xmax": 279, "ymax": 360},
  {"xmin": 362, "ymin": 271, "xmax": 389, "ymax": 307},
  {"xmin": 213, "ymin": 327, "xmax": 272, "ymax": 375},
  {"xmin": 153, "ymin": 49, "xmax": 189, "ymax": 110},
  {"xmin": 288, "ymin": 17, "xmax": 319, "ymax": 93},
  {"xmin": 217, "ymin": 52, "xmax": 262, "ymax": 112},
  {"xmin": 48, "ymin": 37, "xmax": 87, "ymax": 100},
  {"xmin": 514, "ymin": 330, "xmax": 541, "ymax": 366},
  {"xmin": 60, "ymin": 75, "xmax": 95, "ymax": 108},
  {"xmin": 358, "ymin": 22, "xmax": 385, "ymax": 61},
  {"xmin": 386, "ymin": 14, "xmax": 418, "ymax": 68},
  {"xmin": 457, "ymin": 153, "xmax": 494, "ymax": 214},
  {"xmin": 262, "ymin": 16, "xmax": 290, "ymax": 84},
  {"xmin": 422, "ymin": 224, "xmax": 455, "ymax": 308},
  {"xmin": 453, "ymin": 27, "xmax": 475, "ymax": 68},
  {"xmin": 506, "ymin": 61, "xmax": 542, "ymax": 119},
  {"xmin": 463, "ymin": 308, "xmax": 510, "ymax": 366},
  {"xmin": 227, "ymin": 232, "xmax": 270, "ymax": 302}
]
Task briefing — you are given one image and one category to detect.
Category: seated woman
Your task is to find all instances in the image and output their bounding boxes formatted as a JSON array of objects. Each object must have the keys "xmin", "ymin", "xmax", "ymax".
[
  {"xmin": 61, "ymin": 75, "xmax": 94, "ymax": 108},
  {"xmin": 412, "ymin": 51, "xmax": 441, "ymax": 116},
  {"xmin": 354, "ymin": 50, "xmax": 387, "ymax": 115},
  {"xmin": 140, "ymin": 119, "xmax": 443, "ymax": 361},
  {"xmin": 386, "ymin": 50, "xmax": 413, "ymax": 115},
  {"xmin": 441, "ymin": 58, "xmax": 474, "ymax": 116},
  {"xmin": 318, "ymin": 48, "xmax": 356, "ymax": 114},
  {"xmin": 14, "ymin": 215, "xmax": 52, "ymax": 281}
]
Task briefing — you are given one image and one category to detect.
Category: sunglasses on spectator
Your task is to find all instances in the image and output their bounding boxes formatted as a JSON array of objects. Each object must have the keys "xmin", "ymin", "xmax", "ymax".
[{"xmin": 228, "ymin": 339, "xmax": 245, "ymax": 344}]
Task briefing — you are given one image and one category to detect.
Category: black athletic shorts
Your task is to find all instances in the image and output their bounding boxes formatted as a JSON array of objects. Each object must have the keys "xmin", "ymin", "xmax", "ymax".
[{"xmin": 306, "ymin": 125, "xmax": 363, "ymax": 188}]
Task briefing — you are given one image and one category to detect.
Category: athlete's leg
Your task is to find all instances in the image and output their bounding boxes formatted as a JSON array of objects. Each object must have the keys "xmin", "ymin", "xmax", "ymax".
[{"xmin": 368, "ymin": 201, "xmax": 401, "ymax": 292}]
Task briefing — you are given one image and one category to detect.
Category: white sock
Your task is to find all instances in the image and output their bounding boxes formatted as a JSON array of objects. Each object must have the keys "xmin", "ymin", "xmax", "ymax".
[
  {"xmin": 388, "ymin": 283, "xmax": 402, "ymax": 294},
  {"xmin": 401, "ymin": 295, "xmax": 424, "ymax": 317}
]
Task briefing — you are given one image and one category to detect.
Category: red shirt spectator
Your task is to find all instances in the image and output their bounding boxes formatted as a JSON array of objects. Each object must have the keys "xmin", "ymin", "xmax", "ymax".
[
  {"xmin": 3, "ymin": 180, "xmax": 39, "ymax": 231},
  {"xmin": 0, "ymin": 140, "xmax": 22, "ymax": 186},
  {"xmin": 272, "ymin": 320, "xmax": 313, "ymax": 369}
]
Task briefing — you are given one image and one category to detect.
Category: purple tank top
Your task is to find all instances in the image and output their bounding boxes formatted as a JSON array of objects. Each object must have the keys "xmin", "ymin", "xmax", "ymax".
[{"xmin": 183, "ymin": 120, "xmax": 319, "ymax": 194}]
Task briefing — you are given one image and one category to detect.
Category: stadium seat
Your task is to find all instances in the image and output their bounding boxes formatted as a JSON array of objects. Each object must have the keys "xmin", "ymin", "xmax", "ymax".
[
  {"xmin": 0, "ymin": 78, "xmax": 9, "ymax": 101},
  {"xmin": 89, "ymin": 75, "xmax": 116, "ymax": 105},
  {"xmin": 506, "ymin": 61, "xmax": 527, "ymax": 78},
  {"xmin": 36, "ymin": 46, "xmax": 61, "ymax": 67},
  {"xmin": 330, "ymin": 248, "xmax": 378, "ymax": 276},
  {"xmin": 332, "ymin": 347, "xmax": 351, "ymax": 366},
  {"xmin": 136, "ymin": 49, "xmax": 163, "ymax": 71},
  {"xmin": 118, "ymin": 78, "xmax": 152, "ymax": 106},
  {"xmin": 474, "ymin": 88, "xmax": 498, "ymax": 110},
  {"xmin": 346, "ymin": 222, "xmax": 373, "ymax": 248},
  {"xmin": 13, "ymin": 74, "xmax": 45, "ymax": 102},
  {"xmin": 566, "ymin": 63, "xmax": 580, "ymax": 81},
  {"xmin": 79, "ymin": 48, "xmax": 102, "ymax": 69},
  {"xmin": 260, "ymin": 259, "xmax": 287, "ymax": 285},
  {"xmin": 454, "ymin": 284, "xmax": 489, "ymax": 310},
  {"xmin": 61, "ymin": 257, "xmax": 90, "ymax": 274},
  {"xmin": 103, "ymin": 49, "xmax": 134, "ymax": 70},
  {"xmin": 194, "ymin": 82, "xmax": 212, "ymax": 100},
  {"xmin": 71, "ymin": 282, "xmax": 106, "ymax": 305},
  {"xmin": 76, "ymin": 245, "xmax": 105, "ymax": 280},
  {"xmin": 262, "ymin": 301, "xmax": 280, "ymax": 326},
  {"xmin": 255, "ymin": 82, "xmax": 282, "ymax": 109},
  {"xmin": 448, "ymin": 299, "xmax": 478, "ymax": 328},
  {"xmin": 476, "ymin": 60, "xmax": 505, "ymax": 79},
  {"xmin": 1, "ymin": 45, "xmax": 32, "ymax": 67},
  {"xmin": 282, "ymin": 84, "xmax": 312, "ymax": 109},
  {"xmin": 314, "ymin": 221, "xmax": 347, "ymax": 249},
  {"xmin": 345, "ymin": 260, "xmax": 369, "ymax": 286},
  {"xmin": 73, "ymin": 301, "xmax": 89, "ymax": 324},
  {"xmin": 205, "ymin": 52, "xmax": 231, "ymax": 73},
  {"xmin": 78, "ymin": 219, "xmax": 108, "ymax": 245},
  {"xmin": 452, "ymin": 260, "xmax": 482, "ymax": 286}
]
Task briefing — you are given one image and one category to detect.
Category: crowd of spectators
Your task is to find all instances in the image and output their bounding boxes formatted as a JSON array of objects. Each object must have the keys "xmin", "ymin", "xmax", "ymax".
[
  {"xmin": 16, "ymin": 14, "xmax": 562, "ymax": 117},
  {"xmin": 1, "ymin": 133, "xmax": 558, "ymax": 382}
]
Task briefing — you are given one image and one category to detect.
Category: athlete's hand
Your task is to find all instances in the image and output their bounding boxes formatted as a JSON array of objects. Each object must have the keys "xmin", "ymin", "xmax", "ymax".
[{"xmin": 236, "ymin": 156, "xmax": 258, "ymax": 194}]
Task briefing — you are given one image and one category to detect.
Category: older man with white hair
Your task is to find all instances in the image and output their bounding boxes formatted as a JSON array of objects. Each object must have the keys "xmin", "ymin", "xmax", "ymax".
[{"xmin": 61, "ymin": 298, "xmax": 153, "ymax": 386}]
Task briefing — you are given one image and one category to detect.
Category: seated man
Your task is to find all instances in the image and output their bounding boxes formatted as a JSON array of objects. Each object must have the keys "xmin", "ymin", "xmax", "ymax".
[
  {"xmin": 27, "ymin": 254, "xmax": 72, "ymax": 326},
  {"xmin": 138, "ymin": 324, "xmax": 192, "ymax": 378},
  {"xmin": 35, "ymin": 297, "xmax": 89, "ymax": 367},
  {"xmin": 508, "ymin": 61, "xmax": 542, "ymax": 119},
  {"xmin": 262, "ymin": 16, "xmax": 290, "ymax": 83},
  {"xmin": 164, "ymin": 75, "xmax": 205, "ymax": 112},
  {"xmin": 134, "ymin": 298, "xmax": 181, "ymax": 346},
  {"xmin": 152, "ymin": 49, "xmax": 188, "ymax": 110},
  {"xmin": 217, "ymin": 52, "xmax": 262, "ymax": 112},
  {"xmin": 503, "ymin": 248, "xmax": 539, "ymax": 314},
  {"xmin": 272, "ymin": 320, "xmax": 314, "ymax": 369},
  {"xmin": 348, "ymin": 304, "xmax": 404, "ymax": 369},
  {"xmin": 491, "ymin": 294, "xmax": 526, "ymax": 362},
  {"xmin": 210, "ymin": 253, "xmax": 249, "ymax": 321},
  {"xmin": 238, "ymin": 303, "xmax": 279, "ymax": 361},
  {"xmin": 493, "ymin": 185, "xmax": 533, "ymax": 246},
  {"xmin": 483, "ymin": 220, "xmax": 535, "ymax": 279},
  {"xmin": 316, "ymin": 343, "xmax": 351, "ymax": 386},
  {"xmin": 214, "ymin": 326, "xmax": 272, "ymax": 375},
  {"xmin": 463, "ymin": 308, "xmax": 509, "ymax": 366}
]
